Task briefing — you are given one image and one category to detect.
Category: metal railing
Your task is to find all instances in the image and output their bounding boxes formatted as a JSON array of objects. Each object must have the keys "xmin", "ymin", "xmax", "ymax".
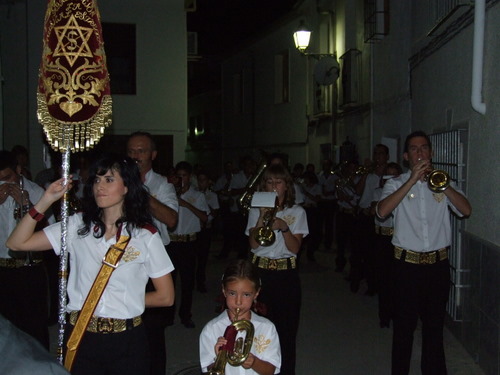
[{"xmin": 429, "ymin": 129, "xmax": 469, "ymax": 321}]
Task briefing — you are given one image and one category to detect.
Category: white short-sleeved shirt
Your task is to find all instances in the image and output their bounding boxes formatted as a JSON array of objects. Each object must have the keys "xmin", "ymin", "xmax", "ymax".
[
  {"xmin": 372, "ymin": 187, "xmax": 393, "ymax": 228},
  {"xmin": 44, "ymin": 214, "xmax": 174, "ymax": 318},
  {"xmin": 1, "ymin": 178, "xmax": 46, "ymax": 258},
  {"xmin": 199, "ymin": 310, "xmax": 281, "ymax": 374},
  {"xmin": 293, "ymin": 183, "xmax": 304, "ymax": 205},
  {"xmin": 335, "ymin": 178, "xmax": 359, "ymax": 210},
  {"xmin": 378, "ymin": 171, "xmax": 465, "ymax": 252},
  {"xmin": 245, "ymin": 205, "xmax": 308, "ymax": 259},
  {"xmin": 358, "ymin": 173, "xmax": 382, "ymax": 209},
  {"xmin": 318, "ymin": 173, "xmax": 338, "ymax": 200},
  {"xmin": 228, "ymin": 171, "xmax": 250, "ymax": 213},
  {"xmin": 200, "ymin": 189, "xmax": 220, "ymax": 225},
  {"xmin": 303, "ymin": 183, "xmax": 322, "ymax": 207},
  {"xmin": 144, "ymin": 169, "xmax": 179, "ymax": 245},
  {"xmin": 169, "ymin": 185, "xmax": 210, "ymax": 235}
]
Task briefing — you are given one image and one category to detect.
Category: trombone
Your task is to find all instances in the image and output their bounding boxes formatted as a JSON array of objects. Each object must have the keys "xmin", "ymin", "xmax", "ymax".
[{"xmin": 238, "ymin": 161, "xmax": 267, "ymax": 214}]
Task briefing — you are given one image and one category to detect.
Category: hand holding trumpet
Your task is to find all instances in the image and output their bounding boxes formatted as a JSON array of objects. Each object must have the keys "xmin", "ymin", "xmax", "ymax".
[{"xmin": 412, "ymin": 158, "xmax": 432, "ymax": 183}]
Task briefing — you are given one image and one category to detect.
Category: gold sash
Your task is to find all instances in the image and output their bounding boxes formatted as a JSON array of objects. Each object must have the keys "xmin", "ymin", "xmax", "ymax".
[{"xmin": 64, "ymin": 235, "xmax": 131, "ymax": 371}]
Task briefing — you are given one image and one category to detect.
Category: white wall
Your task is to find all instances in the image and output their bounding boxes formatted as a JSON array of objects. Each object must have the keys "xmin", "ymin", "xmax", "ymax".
[{"xmin": 410, "ymin": 3, "xmax": 500, "ymax": 245}]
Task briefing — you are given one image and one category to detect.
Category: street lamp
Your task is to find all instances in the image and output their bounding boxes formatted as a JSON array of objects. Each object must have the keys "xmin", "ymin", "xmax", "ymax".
[
  {"xmin": 293, "ymin": 20, "xmax": 340, "ymax": 85},
  {"xmin": 293, "ymin": 20, "xmax": 311, "ymax": 53}
]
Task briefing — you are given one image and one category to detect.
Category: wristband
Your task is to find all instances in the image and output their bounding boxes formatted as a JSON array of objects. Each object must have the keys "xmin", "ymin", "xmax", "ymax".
[
  {"xmin": 29, "ymin": 206, "xmax": 45, "ymax": 222},
  {"xmin": 281, "ymin": 227, "xmax": 290, "ymax": 233}
]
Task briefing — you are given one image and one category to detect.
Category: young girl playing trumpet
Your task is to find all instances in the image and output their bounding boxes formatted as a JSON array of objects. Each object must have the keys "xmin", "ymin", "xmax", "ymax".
[
  {"xmin": 199, "ymin": 259, "xmax": 281, "ymax": 374},
  {"xmin": 246, "ymin": 164, "xmax": 308, "ymax": 375}
]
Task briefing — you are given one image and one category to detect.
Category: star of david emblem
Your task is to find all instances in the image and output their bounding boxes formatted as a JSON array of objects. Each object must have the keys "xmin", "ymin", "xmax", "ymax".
[{"xmin": 53, "ymin": 14, "xmax": 93, "ymax": 67}]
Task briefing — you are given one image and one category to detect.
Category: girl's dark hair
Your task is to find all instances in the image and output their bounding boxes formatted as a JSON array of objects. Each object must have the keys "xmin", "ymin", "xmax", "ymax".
[
  {"xmin": 259, "ymin": 164, "xmax": 296, "ymax": 208},
  {"xmin": 78, "ymin": 154, "xmax": 154, "ymax": 238},
  {"xmin": 222, "ymin": 259, "xmax": 261, "ymax": 291}
]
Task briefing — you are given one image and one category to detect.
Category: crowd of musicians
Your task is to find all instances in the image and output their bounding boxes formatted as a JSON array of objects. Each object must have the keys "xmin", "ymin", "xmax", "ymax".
[{"xmin": 0, "ymin": 130, "xmax": 471, "ymax": 375}]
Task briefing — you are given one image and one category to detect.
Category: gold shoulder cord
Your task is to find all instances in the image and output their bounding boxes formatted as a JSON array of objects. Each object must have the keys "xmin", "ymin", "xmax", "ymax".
[{"xmin": 64, "ymin": 235, "xmax": 130, "ymax": 371}]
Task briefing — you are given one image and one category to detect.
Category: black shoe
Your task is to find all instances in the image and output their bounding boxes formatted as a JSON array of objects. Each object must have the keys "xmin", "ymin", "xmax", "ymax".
[
  {"xmin": 365, "ymin": 289, "xmax": 377, "ymax": 296},
  {"xmin": 181, "ymin": 319, "xmax": 195, "ymax": 329},
  {"xmin": 335, "ymin": 266, "xmax": 344, "ymax": 272},
  {"xmin": 215, "ymin": 254, "xmax": 228, "ymax": 260}
]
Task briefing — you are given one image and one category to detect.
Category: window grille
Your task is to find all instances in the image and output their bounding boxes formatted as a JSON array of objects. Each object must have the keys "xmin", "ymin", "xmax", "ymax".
[{"xmin": 429, "ymin": 129, "xmax": 469, "ymax": 321}]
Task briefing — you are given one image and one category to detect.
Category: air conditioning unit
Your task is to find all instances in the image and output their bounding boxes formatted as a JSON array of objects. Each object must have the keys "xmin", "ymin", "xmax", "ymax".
[
  {"xmin": 187, "ymin": 32, "xmax": 198, "ymax": 56},
  {"xmin": 339, "ymin": 49, "xmax": 362, "ymax": 108}
]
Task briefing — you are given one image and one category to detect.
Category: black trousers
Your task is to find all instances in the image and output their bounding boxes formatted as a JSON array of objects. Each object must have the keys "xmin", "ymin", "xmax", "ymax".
[
  {"xmin": 375, "ymin": 233, "xmax": 394, "ymax": 324},
  {"xmin": 336, "ymin": 210, "xmax": 356, "ymax": 270},
  {"xmin": 303, "ymin": 206, "xmax": 320, "ymax": 259},
  {"xmin": 167, "ymin": 240, "xmax": 197, "ymax": 321},
  {"xmin": 318, "ymin": 200, "xmax": 337, "ymax": 249},
  {"xmin": 0, "ymin": 262, "xmax": 49, "ymax": 349},
  {"xmin": 65, "ymin": 323, "xmax": 149, "ymax": 375},
  {"xmin": 258, "ymin": 267, "xmax": 301, "ymax": 375},
  {"xmin": 196, "ymin": 227, "xmax": 212, "ymax": 289},
  {"xmin": 219, "ymin": 212, "xmax": 248, "ymax": 258},
  {"xmin": 142, "ymin": 244, "xmax": 171, "ymax": 375},
  {"xmin": 351, "ymin": 212, "xmax": 377, "ymax": 290},
  {"xmin": 391, "ymin": 257, "xmax": 450, "ymax": 375}
]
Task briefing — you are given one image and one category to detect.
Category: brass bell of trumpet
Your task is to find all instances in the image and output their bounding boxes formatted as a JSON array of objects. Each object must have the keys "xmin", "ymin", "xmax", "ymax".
[
  {"xmin": 425, "ymin": 169, "xmax": 450, "ymax": 192},
  {"xmin": 253, "ymin": 195, "xmax": 279, "ymax": 247},
  {"xmin": 209, "ymin": 308, "xmax": 255, "ymax": 375}
]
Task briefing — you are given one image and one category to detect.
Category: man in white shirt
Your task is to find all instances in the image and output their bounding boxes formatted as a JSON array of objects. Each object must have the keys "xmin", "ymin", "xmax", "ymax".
[
  {"xmin": 317, "ymin": 159, "xmax": 338, "ymax": 251},
  {"xmin": 377, "ymin": 131, "xmax": 471, "ymax": 375},
  {"xmin": 127, "ymin": 132, "xmax": 179, "ymax": 375},
  {"xmin": 0, "ymin": 150, "xmax": 50, "ymax": 349},
  {"xmin": 351, "ymin": 144, "xmax": 389, "ymax": 295},
  {"xmin": 168, "ymin": 161, "xmax": 209, "ymax": 328},
  {"xmin": 216, "ymin": 156, "xmax": 256, "ymax": 259}
]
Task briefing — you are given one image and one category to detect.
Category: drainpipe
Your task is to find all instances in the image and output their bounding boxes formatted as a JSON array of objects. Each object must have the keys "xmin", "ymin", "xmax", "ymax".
[{"xmin": 471, "ymin": 0, "xmax": 486, "ymax": 115}]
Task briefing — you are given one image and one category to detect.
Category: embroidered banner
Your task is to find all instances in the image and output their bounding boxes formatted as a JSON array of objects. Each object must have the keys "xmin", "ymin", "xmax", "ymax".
[{"xmin": 37, "ymin": 0, "xmax": 112, "ymax": 151}]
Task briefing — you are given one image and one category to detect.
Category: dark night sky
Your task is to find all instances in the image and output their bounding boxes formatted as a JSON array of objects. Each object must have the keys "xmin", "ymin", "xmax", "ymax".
[{"xmin": 187, "ymin": 0, "xmax": 297, "ymax": 55}]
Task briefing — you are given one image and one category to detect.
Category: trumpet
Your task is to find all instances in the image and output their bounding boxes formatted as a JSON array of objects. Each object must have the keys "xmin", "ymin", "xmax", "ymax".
[
  {"xmin": 353, "ymin": 164, "xmax": 375, "ymax": 175},
  {"xmin": 253, "ymin": 195, "xmax": 279, "ymax": 247},
  {"xmin": 419, "ymin": 159, "xmax": 450, "ymax": 192},
  {"xmin": 209, "ymin": 308, "xmax": 255, "ymax": 375},
  {"xmin": 425, "ymin": 169, "xmax": 450, "ymax": 192}
]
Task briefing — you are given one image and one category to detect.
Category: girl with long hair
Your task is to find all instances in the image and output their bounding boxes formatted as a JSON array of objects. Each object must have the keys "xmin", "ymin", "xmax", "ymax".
[
  {"xmin": 7, "ymin": 154, "xmax": 175, "ymax": 375},
  {"xmin": 245, "ymin": 164, "xmax": 308, "ymax": 375}
]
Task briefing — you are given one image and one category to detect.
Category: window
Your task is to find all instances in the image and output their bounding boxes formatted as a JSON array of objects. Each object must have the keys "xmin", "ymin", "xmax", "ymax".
[
  {"xmin": 102, "ymin": 23, "xmax": 136, "ymax": 95},
  {"xmin": 274, "ymin": 50, "xmax": 289, "ymax": 104},
  {"xmin": 364, "ymin": 0, "xmax": 390, "ymax": 43}
]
